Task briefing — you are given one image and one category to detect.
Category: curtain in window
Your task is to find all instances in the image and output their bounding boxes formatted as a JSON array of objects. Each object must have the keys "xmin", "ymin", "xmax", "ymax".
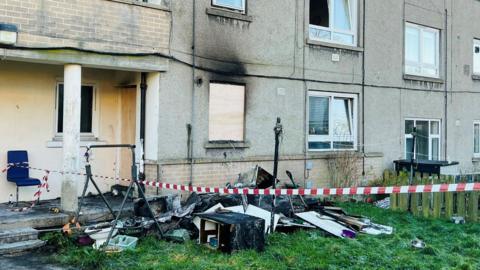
[
  {"xmin": 332, "ymin": 97, "xmax": 352, "ymax": 137},
  {"xmin": 474, "ymin": 42, "xmax": 480, "ymax": 74},
  {"xmin": 309, "ymin": 96, "xmax": 329, "ymax": 135},
  {"xmin": 332, "ymin": 97, "xmax": 353, "ymax": 149},
  {"xmin": 334, "ymin": 0, "xmax": 351, "ymax": 31}
]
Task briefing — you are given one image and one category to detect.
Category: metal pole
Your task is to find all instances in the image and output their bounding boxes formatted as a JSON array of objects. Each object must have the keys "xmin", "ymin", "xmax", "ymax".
[
  {"xmin": 270, "ymin": 118, "xmax": 282, "ymax": 234},
  {"xmin": 130, "ymin": 145, "xmax": 163, "ymax": 237},
  {"xmin": 410, "ymin": 127, "xmax": 417, "ymax": 184},
  {"xmin": 408, "ymin": 127, "xmax": 416, "ymax": 211},
  {"xmin": 104, "ymin": 173, "xmax": 135, "ymax": 246}
]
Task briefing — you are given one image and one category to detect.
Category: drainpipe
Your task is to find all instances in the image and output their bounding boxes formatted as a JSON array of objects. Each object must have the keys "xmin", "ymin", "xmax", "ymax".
[
  {"xmin": 140, "ymin": 72, "xmax": 147, "ymax": 180},
  {"xmin": 361, "ymin": 0, "xmax": 366, "ymax": 178},
  {"xmin": 444, "ymin": 8, "xmax": 448, "ymax": 161},
  {"xmin": 189, "ymin": 0, "xmax": 197, "ymax": 186}
]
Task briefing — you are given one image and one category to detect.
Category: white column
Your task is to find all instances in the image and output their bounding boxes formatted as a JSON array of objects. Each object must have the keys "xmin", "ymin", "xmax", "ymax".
[
  {"xmin": 61, "ymin": 64, "xmax": 81, "ymax": 212},
  {"xmin": 145, "ymin": 72, "xmax": 160, "ymax": 161}
]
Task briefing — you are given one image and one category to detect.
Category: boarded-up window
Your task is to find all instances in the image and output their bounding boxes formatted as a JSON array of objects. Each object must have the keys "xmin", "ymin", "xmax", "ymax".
[{"xmin": 208, "ymin": 83, "xmax": 245, "ymax": 141}]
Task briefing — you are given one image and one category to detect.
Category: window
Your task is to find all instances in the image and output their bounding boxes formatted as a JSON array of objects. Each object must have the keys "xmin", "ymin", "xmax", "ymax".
[
  {"xmin": 474, "ymin": 122, "xmax": 480, "ymax": 157},
  {"xmin": 474, "ymin": 39, "xmax": 480, "ymax": 75},
  {"xmin": 308, "ymin": 91, "xmax": 357, "ymax": 151},
  {"xmin": 56, "ymin": 84, "xmax": 94, "ymax": 134},
  {"xmin": 405, "ymin": 23, "xmax": 440, "ymax": 78},
  {"xmin": 212, "ymin": 0, "xmax": 245, "ymax": 12},
  {"xmin": 405, "ymin": 119, "xmax": 440, "ymax": 160},
  {"xmin": 309, "ymin": 0, "xmax": 358, "ymax": 46},
  {"xmin": 208, "ymin": 83, "xmax": 245, "ymax": 142}
]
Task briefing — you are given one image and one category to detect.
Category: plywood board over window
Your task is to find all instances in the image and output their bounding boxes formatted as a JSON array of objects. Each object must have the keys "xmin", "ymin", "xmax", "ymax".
[{"xmin": 208, "ymin": 83, "xmax": 245, "ymax": 142}]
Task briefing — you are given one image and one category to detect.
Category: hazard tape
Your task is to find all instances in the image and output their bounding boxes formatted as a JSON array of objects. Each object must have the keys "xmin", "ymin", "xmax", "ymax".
[
  {"xmin": 9, "ymin": 169, "xmax": 50, "ymax": 212},
  {"xmin": 3, "ymin": 163, "xmax": 480, "ymax": 196},
  {"xmin": 139, "ymin": 180, "xmax": 480, "ymax": 195}
]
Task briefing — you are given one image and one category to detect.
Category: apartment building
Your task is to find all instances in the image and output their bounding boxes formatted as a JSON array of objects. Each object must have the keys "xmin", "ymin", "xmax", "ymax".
[
  {"xmin": 157, "ymin": 0, "xmax": 480, "ymax": 188},
  {"xmin": 1, "ymin": 0, "xmax": 480, "ymax": 209}
]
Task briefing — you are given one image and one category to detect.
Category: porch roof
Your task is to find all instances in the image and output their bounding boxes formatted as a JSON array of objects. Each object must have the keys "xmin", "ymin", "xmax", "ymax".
[{"xmin": 0, "ymin": 48, "xmax": 169, "ymax": 72}]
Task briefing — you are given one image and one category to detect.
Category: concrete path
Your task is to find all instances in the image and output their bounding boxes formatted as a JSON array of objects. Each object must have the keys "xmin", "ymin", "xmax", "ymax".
[{"xmin": 0, "ymin": 252, "xmax": 75, "ymax": 270}]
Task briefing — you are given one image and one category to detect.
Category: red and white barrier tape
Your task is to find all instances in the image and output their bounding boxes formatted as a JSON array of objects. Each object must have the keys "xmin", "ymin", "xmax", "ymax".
[
  {"xmin": 3, "ymin": 163, "xmax": 480, "ymax": 196},
  {"xmin": 32, "ymin": 170, "xmax": 50, "ymax": 202},
  {"xmin": 139, "ymin": 180, "xmax": 480, "ymax": 195},
  {"xmin": 9, "ymin": 169, "xmax": 50, "ymax": 212}
]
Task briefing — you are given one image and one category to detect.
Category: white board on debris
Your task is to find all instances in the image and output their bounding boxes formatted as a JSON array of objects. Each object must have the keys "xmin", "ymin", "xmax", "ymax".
[
  {"xmin": 193, "ymin": 203, "xmax": 224, "ymax": 231},
  {"xmin": 225, "ymin": 205, "xmax": 280, "ymax": 234},
  {"xmin": 295, "ymin": 211, "xmax": 354, "ymax": 238}
]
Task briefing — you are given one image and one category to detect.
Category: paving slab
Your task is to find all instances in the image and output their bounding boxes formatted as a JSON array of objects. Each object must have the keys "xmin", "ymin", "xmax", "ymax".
[
  {"xmin": 0, "ymin": 195, "xmax": 134, "ymax": 230},
  {"xmin": 0, "ymin": 251, "xmax": 74, "ymax": 270}
]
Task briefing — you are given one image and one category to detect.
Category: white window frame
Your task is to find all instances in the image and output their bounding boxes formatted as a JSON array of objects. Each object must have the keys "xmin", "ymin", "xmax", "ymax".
[
  {"xmin": 474, "ymin": 121, "xmax": 480, "ymax": 157},
  {"xmin": 308, "ymin": 0, "xmax": 358, "ymax": 46},
  {"xmin": 474, "ymin": 39, "xmax": 480, "ymax": 75},
  {"xmin": 54, "ymin": 82, "xmax": 99, "ymax": 140},
  {"xmin": 307, "ymin": 91, "xmax": 358, "ymax": 152},
  {"xmin": 212, "ymin": 0, "xmax": 246, "ymax": 12},
  {"xmin": 404, "ymin": 118, "xmax": 441, "ymax": 160},
  {"xmin": 404, "ymin": 23, "xmax": 440, "ymax": 78}
]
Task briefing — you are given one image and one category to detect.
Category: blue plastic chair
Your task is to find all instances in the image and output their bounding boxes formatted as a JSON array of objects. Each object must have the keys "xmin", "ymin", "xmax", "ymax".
[{"xmin": 7, "ymin": 150, "xmax": 41, "ymax": 204}]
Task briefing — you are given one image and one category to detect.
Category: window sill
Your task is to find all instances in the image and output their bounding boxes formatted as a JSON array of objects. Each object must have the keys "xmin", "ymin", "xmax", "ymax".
[
  {"xmin": 306, "ymin": 38, "xmax": 363, "ymax": 52},
  {"xmin": 308, "ymin": 149, "xmax": 358, "ymax": 153},
  {"xmin": 306, "ymin": 151, "xmax": 362, "ymax": 159},
  {"xmin": 206, "ymin": 7, "xmax": 253, "ymax": 22},
  {"xmin": 473, "ymin": 156, "xmax": 480, "ymax": 162},
  {"xmin": 364, "ymin": 152, "xmax": 384, "ymax": 158},
  {"xmin": 403, "ymin": 74, "xmax": 444, "ymax": 84},
  {"xmin": 107, "ymin": 0, "xmax": 170, "ymax": 11},
  {"xmin": 204, "ymin": 141, "xmax": 250, "ymax": 149},
  {"xmin": 46, "ymin": 136, "xmax": 106, "ymax": 148},
  {"xmin": 472, "ymin": 74, "xmax": 480, "ymax": 81}
]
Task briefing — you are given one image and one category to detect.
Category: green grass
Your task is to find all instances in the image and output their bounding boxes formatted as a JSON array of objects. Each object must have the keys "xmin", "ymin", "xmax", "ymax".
[{"xmin": 43, "ymin": 202, "xmax": 480, "ymax": 270}]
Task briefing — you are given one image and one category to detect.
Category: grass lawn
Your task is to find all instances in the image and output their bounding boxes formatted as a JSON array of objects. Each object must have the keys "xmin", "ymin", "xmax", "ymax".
[{"xmin": 43, "ymin": 202, "xmax": 480, "ymax": 270}]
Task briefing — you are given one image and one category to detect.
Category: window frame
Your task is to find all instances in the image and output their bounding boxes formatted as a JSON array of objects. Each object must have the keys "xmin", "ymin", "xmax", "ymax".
[
  {"xmin": 208, "ymin": 82, "xmax": 246, "ymax": 143},
  {"xmin": 212, "ymin": 0, "xmax": 246, "ymax": 13},
  {"xmin": 307, "ymin": 91, "xmax": 358, "ymax": 152},
  {"xmin": 474, "ymin": 39, "xmax": 480, "ymax": 75},
  {"xmin": 404, "ymin": 22, "xmax": 440, "ymax": 78},
  {"xmin": 474, "ymin": 121, "xmax": 480, "ymax": 157},
  {"xmin": 54, "ymin": 82, "xmax": 98, "ymax": 139},
  {"xmin": 308, "ymin": 0, "xmax": 358, "ymax": 46},
  {"xmin": 404, "ymin": 118, "xmax": 441, "ymax": 160}
]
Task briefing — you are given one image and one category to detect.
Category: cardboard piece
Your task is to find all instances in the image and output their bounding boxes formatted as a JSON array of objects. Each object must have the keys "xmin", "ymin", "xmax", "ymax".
[{"xmin": 295, "ymin": 211, "xmax": 356, "ymax": 238}]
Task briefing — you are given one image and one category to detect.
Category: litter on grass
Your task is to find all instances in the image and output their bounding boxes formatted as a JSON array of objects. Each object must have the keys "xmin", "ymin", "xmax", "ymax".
[
  {"xmin": 451, "ymin": 216, "xmax": 465, "ymax": 224},
  {"xmin": 374, "ymin": 197, "xmax": 390, "ymax": 209}
]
